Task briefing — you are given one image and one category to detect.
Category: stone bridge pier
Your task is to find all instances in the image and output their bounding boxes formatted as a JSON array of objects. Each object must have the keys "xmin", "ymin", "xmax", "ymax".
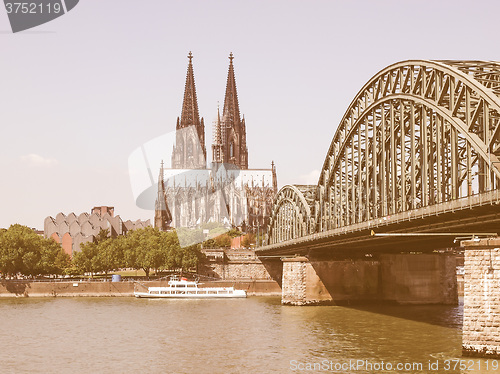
[
  {"xmin": 281, "ymin": 253, "xmax": 457, "ymax": 306},
  {"xmin": 462, "ymin": 238, "xmax": 500, "ymax": 358}
]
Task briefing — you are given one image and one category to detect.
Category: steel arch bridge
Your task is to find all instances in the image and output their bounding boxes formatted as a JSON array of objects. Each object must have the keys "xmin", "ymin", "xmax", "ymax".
[{"xmin": 264, "ymin": 60, "xmax": 500, "ymax": 253}]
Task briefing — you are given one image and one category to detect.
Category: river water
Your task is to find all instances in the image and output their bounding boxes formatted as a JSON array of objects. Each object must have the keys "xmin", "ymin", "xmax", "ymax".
[{"xmin": 0, "ymin": 297, "xmax": 497, "ymax": 374}]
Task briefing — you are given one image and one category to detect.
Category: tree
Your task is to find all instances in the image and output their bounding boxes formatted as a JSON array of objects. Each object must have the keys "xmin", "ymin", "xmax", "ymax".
[
  {"xmin": 215, "ymin": 233, "xmax": 231, "ymax": 248},
  {"xmin": 0, "ymin": 224, "xmax": 34, "ymax": 277},
  {"xmin": 95, "ymin": 228, "xmax": 110, "ymax": 243},
  {"xmin": 202, "ymin": 238, "xmax": 218, "ymax": 249},
  {"xmin": 124, "ymin": 227, "xmax": 161, "ymax": 278},
  {"xmin": 122, "ymin": 228, "xmax": 203, "ymax": 276},
  {"xmin": 178, "ymin": 244, "xmax": 203, "ymax": 272},
  {"xmin": 146, "ymin": 230, "xmax": 167, "ymax": 276},
  {"xmin": 38, "ymin": 237, "xmax": 70, "ymax": 276},
  {"xmin": 73, "ymin": 241, "xmax": 100, "ymax": 277},
  {"xmin": 226, "ymin": 228, "xmax": 242, "ymax": 238},
  {"xmin": 66, "ymin": 227, "xmax": 204, "ymax": 279},
  {"xmin": 108, "ymin": 235, "xmax": 126, "ymax": 270},
  {"xmin": 72, "ymin": 233, "xmax": 126, "ymax": 277},
  {"xmin": 96, "ymin": 238, "xmax": 123, "ymax": 276},
  {"xmin": 158, "ymin": 230, "xmax": 180, "ymax": 272},
  {"xmin": 0, "ymin": 225, "xmax": 70, "ymax": 278}
]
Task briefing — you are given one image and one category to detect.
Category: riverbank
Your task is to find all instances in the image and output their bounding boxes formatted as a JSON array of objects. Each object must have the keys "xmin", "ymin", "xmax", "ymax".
[
  {"xmin": 0, "ymin": 279, "xmax": 281, "ymax": 298},
  {"xmin": 0, "ymin": 277, "xmax": 463, "ymax": 298}
]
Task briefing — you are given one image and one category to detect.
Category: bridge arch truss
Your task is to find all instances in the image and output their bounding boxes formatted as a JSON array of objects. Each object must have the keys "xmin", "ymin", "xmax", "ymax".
[
  {"xmin": 268, "ymin": 60, "xmax": 500, "ymax": 245},
  {"xmin": 267, "ymin": 185, "xmax": 315, "ymax": 243}
]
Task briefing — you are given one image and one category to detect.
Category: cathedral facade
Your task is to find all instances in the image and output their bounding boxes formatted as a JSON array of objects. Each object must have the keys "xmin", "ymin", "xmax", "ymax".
[{"xmin": 154, "ymin": 53, "xmax": 276, "ymax": 234}]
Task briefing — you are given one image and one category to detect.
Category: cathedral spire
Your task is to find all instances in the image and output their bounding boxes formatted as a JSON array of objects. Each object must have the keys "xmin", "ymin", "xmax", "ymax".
[
  {"xmin": 212, "ymin": 53, "xmax": 248, "ymax": 169},
  {"xmin": 212, "ymin": 103, "xmax": 224, "ymax": 164},
  {"xmin": 272, "ymin": 161, "xmax": 278, "ymax": 193},
  {"xmin": 154, "ymin": 160, "xmax": 171, "ymax": 231},
  {"xmin": 223, "ymin": 52, "xmax": 241, "ymax": 123},
  {"xmin": 172, "ymin": 52, "xmax": 207, "ymax": 169},
  {"xmin": 179, "ymin": 51, "xmax": 201, "ymax": 129}
]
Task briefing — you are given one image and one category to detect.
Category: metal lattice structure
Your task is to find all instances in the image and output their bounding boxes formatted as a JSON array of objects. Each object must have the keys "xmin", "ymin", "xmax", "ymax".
[
  {"xmin": 267, "ymin": 60, "xmax": 500, "ymax": 245},
  {"xmin": 267, "ymin": 185, "xmax": 316, "ymax": 242}
]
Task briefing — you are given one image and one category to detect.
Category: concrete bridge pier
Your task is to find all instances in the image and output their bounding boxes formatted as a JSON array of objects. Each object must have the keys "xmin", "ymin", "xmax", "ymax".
[
  {"xmin": 462, "ymin": 238, "xmax": 500, "ymax": 358},
  {"xmin": 281, "ymin": 253, "xmax": 457, "ymax": 306}
]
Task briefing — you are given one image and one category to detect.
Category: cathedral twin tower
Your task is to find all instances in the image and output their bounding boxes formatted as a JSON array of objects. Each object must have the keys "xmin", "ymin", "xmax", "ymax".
[
  {"xmin": 171, "ymin": 52, "xmax": 249, "ymax": 170},
  {"xmin": 154, "ymin": 52, "xmax": 277, "ymax": 233}
]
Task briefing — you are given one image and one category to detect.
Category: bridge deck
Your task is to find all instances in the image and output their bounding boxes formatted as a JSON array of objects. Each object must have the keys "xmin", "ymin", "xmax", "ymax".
[{"xmin": 258, "ymin": 190, "xmax": 500, "ymax": 257}]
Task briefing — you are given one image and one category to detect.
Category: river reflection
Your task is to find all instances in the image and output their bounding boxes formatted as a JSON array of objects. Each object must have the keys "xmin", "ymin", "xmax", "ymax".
[{"xmin": 0, "ymin": 297, "xmax": 497, "ymax": 373}]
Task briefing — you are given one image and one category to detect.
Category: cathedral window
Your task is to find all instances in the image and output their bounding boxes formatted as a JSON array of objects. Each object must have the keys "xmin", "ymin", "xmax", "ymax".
[{"xmin": 230, "ymin": 142, "xmax": 234, "ymax": 158}]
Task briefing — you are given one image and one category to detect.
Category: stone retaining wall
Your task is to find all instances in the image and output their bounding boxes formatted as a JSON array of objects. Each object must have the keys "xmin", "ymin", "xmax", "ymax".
[{"xmin": 208, "ymin": 262, "xmax": 272, "ymax": 280}]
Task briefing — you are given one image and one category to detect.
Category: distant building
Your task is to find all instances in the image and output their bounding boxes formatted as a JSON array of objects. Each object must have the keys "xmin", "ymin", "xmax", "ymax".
[
  {"xmin": 154, "ymin": 53, "xmax": 277, "ymax": 233},
  {"xmin": 44, "ymin": 206, "xmax": 150, "ymax": 256},
  {"xmin": 31, "ymin": 228, "xmax": 44, "ymax": 236}
]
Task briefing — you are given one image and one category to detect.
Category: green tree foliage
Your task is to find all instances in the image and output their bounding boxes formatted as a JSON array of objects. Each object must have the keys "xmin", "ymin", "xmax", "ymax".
[
  {"xmin": 178, "ymin": 244, "xmax": 203, "ymax": 272},
  {"xmin": 72, "ymin": 234, "xmax": 125, "ymax": 278},
  {"xmin": 201, "ymin": 238, "xmax": 218, "ymax": 249},
  {"xmin": 123, "ymin": 227, "xmax": 201, "ymax": 277},
  {"xmin": 39, "ymin": 237, "xmax": 70, "ymax": 275},
  {"xmin": 124, "ymin": 227, "xmax": 157, "ymax": 277},
  {"xmin": 226, "ymin": 228, "xmax": 242, "ymax": 238},
  {"xmin": 160, "ymin": 230, "xmax": 181, "ymax": 270},
  {"xmin": 95, "ymin": 228, "xmax": 110, "ymax": 243},
  {"xmin": 2, "ymin": 225, "xmax": 206, "ymax": 279},
  {"xmin": 0, "ymin": 224, "xmax": 69, "ymax": 278},
  {"xmin": 96, "ymin": 238, "xmax": 123, "ymax": 276},
  {"xmin": 72, "ymin": 241, "xmax": 101, "ymax": 277},
  {"xmin": 215, "ymin": 233, "xmax": 231, "ymax": 248}
]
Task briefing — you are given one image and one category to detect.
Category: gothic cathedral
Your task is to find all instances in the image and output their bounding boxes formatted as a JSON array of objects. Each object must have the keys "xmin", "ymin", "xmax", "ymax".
[{"xmin": 155, "ymin": 53, "xmax": 277, "ymax": 234}]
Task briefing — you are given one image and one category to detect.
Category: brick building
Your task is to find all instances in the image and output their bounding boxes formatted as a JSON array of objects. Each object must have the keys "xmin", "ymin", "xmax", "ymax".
[{"xmin": 44, "ymin": 206, "xmax": 150, "ymax": 256}]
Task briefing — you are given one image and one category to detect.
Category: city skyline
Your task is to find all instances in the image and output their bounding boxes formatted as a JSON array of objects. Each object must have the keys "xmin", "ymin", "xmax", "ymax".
[{"xmin": 1, "ymin": 0, "xmax": 499, "ymax": 229}]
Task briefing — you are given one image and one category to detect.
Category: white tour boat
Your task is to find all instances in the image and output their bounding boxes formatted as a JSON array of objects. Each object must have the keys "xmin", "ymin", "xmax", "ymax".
[{"xmin": 134, "ymin": 276, "xmax": 246, "ymax": 299}]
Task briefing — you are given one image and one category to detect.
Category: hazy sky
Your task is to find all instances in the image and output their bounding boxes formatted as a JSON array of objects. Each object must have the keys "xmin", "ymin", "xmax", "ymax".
[{"xmin": 1, "ymin": 0, "xmax": 499, "ymax": 229}]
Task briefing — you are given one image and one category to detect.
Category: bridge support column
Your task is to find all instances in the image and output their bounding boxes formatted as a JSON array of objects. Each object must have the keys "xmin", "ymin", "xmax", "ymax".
[
  {"xmin": 462, "ymin": 238, "xmax": 500, "ymax": 358},
  {"xmin": 281, "ymin": 257, "xmax": 332, "ymax": 305}
]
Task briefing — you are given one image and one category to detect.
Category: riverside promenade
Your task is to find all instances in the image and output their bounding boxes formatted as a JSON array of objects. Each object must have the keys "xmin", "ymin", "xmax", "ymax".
[{"xmin": 0, "ymin": 279, "xmax": 281, "ymax": 298}]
